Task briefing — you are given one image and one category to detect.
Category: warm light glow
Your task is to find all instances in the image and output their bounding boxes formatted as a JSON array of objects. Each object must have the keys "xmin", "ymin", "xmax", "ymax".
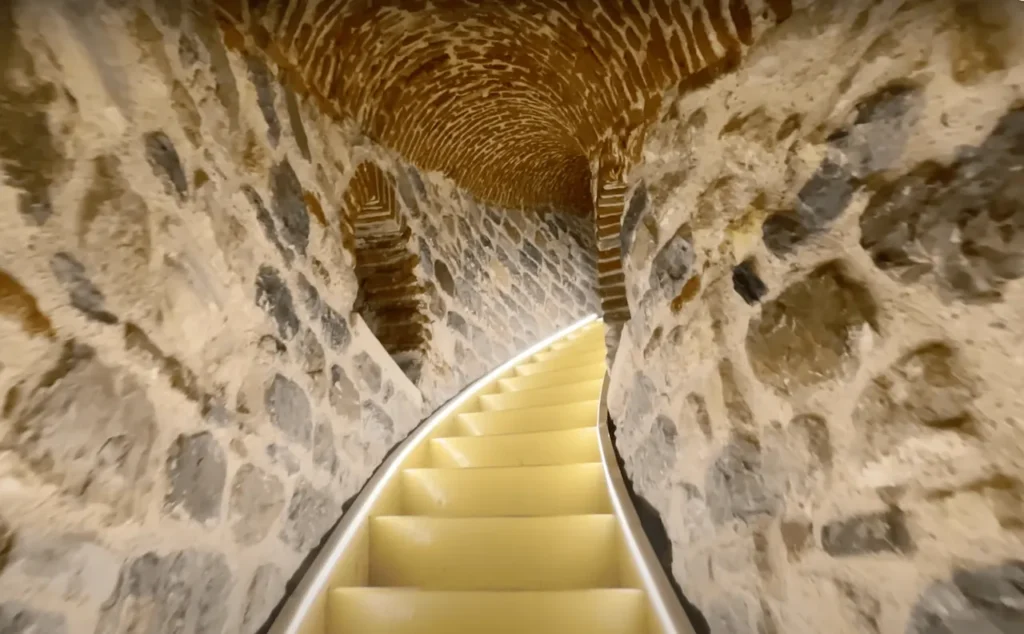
[{"xmin": 277, "ymin": 314, "xmax": 599, "ymax": 633}]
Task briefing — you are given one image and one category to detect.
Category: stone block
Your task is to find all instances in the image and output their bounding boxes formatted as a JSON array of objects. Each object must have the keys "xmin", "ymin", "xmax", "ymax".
[
  {"xmin": 647, "ymin": 224, "xmax": 695, "ymax": 304},
  {"xmin": 746, "ymin": 262, "xmax": 877, "ymax": 392},
  {"xmin": 280, "ymin": 479, "xmax": 341, "ymax": 552},
  {"xmin": 820, "ymin": 507, "xmax": 914, "ymax": 556},
  {"xmin": 861, "ymin": 106, "xmax": 1024, "ymax": 301},
  {"xmin": 229, "ymin": 464, "xmax": 285, "ymax": 546},
  {"xmin": 266, "ymin": 443, "xmax": 301, "ymax": 475},
  {"xmin": 296, "ymin": 327, "xmax": 325, "ymax": 375},
  {"xmin": 706, "ymin": 435, "xmax": 784, "ymax": 525},
  {"xmin": 255, "ymin": 265, "xmax": 299, "ymax": 340},
  {"xmin": 269, "ymin": 159, "xmax": 310, "ymax": 256},
  {"xmin": 0, "ymin": 603, "xmax": 66, "ymax": 634},
  {"xmin": 732, "ymin": 258, "xmax": 768, "ymax": 305},
  {"xmin": 241, "ymin": 564, "xmax": 285, "ymax": 634},
  {"xmin": 144, "ymin": 131, "xmax": 188, "ymax": 201},
  {"xmin": 50, "ymin": 252, "xmax": 118, "ymax": 324},
  {"xmin": 908, "ymin": 560, "xmax": 1024, "ymax": 634},
  {"xmin": 354, "ymin": 352, "xmax": 382, "ymax": 393},
  {"xmin": 329, "ymin": 364, "xmax": 360, "ymax": 419},
  {"xmin": 265, "ymin": 374, "xmax": 313, "ymax": 448},
  {"xmin": 165, "ymin": 431, "xmax": 227, "ymax": 523},
  {"xmin": 362, "ymin": 401, "xmax": 395, "ymax": 436},
  {"xmin": 313, "ymin": 420, "xmax": 339, "ymax": 475},
  {"xmin": 245, "ymin": 186, "xmax": 292, "ymax": 265},
  {"xmin": 3, "ymin": 342, "xmax": 157, "ymax": 519},
  {"xmin": 247, "ymin": 56, "xmax": 280, "ymax": 146},
  {"xmin": 6, "ymin": 532, "xmax": 120, "ymax": 603},
  {"xmin": 95, "ymin": 550, "xmax": 231, "ymax": 634}
]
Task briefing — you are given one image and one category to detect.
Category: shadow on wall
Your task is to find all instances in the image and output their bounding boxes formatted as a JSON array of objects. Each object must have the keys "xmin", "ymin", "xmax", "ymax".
[{"xmin": 607, "ymin": 415, "xmax": 711, "ymax": 634}]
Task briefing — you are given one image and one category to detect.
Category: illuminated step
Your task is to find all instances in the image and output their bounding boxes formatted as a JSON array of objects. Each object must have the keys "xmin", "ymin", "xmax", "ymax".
[
  {"xmin": 549, "ymin": 329, "xmax": 606, "ymax": 352},
  {"xmin": 517, "ymin": 350, "xmax": 607, "ymax": 374},
  {"xmin": 455, "ymin": 401, "xmax": 598, "ymax": 436},
  {"xmin": 401, "ymin": 463, "xmax": 610, "ymax": 517},
  {"xmin": 368, "ymin": 515, "xmax": 619, "ymax": 590},
  {"xmin": 479, "ymin": 379, "xmax": 603, "ymax": 411},
  {"xmin": 329, "ymin": 588, "xmax": 645, "ymax": 634},
  {"xmin": 533, "ymin": 340, "xmax": 604, "ymax": 362},
  {"xmin": 497, "ymin": 362, "xmax": 605, "ymax": 392},
  {"xmin": 430, "ymin": 428, "xmax": 600, "ymax": 468}
]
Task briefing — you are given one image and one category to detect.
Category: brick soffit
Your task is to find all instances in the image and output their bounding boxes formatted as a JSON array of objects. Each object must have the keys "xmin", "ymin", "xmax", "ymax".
[{"xmin": 213, "ymin": 0, "xmax": 793, "ymax": 215}]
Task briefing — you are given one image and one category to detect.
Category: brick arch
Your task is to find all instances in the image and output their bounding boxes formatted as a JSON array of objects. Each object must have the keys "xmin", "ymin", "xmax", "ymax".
[
  {"xmin": 213, "ymin": 0, "xmax": 794, "ymax": 216},
  {"xmin": 212, "ymin": 0, "xmax": 796, "ymax": 347},
  {"xmin": 343, "ymin": 161, "xmax": 428, "ymax": 379}
]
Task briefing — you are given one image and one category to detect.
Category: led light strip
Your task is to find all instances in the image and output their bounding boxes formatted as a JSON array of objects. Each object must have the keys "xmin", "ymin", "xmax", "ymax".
[
  {"xmin": 272, "ymin": 313, "xmax": 600, "ymax": 634},
  {"xmin": 596, "ymin": 373, "xmax": 697, "ymax": 634}
]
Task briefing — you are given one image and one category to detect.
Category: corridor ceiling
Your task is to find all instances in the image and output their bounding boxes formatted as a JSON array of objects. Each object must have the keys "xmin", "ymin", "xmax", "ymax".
[{"xmin": 214, "ymin": 0, "xmax": 794, "ymax": 214}]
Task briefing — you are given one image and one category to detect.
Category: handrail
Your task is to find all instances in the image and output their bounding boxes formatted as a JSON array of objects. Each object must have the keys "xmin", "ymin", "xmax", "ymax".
[
  {"xmin": 267, "ymin": 314, "xmax": 600, "ymax": 634},
  {"xmin": 596, "ymin": 372, "xmax": 698, "ymax": 634}
]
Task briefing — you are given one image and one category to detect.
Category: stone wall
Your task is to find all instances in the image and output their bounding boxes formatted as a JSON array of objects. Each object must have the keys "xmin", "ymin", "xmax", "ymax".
[
  {"xmin": 609, "ymin": 1, "xmax": 1024, "ymax": 633},
  {"xmin": 0, "ymin": 2, "xmax": 596, "ymax": 632}
]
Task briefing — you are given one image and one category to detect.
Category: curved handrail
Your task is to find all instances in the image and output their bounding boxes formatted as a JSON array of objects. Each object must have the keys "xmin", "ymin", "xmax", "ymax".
[
  {"xmin": 267, "ymin": 314, "xmax": 600, "ymax": 634},
  {"xmin": 596, "ymin": 372, "xmax": 698, "ymax": 634}
]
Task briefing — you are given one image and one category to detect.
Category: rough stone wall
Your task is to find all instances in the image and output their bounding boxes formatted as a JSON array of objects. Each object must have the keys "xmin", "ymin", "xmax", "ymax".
[
  {"xmin": 609, "ymin": 1, "xmax": 1024, "ymax": 633},
  {"xmin": 0, "ymin": 2, "xmax": 596, "ymax": 632},
  {"xmin": 401, "ymin": 174, "xmax": 600, "ymax": 402}
]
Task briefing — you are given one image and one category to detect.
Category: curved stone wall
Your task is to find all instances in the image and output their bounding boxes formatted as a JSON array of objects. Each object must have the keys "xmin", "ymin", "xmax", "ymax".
[
  {"xmin": 609, "ymin": 1, "xmax": 1024, "ymax": 632},
  {"xmin": 0, "ymin": 2, "xmax": 596, "ymax": 631},
  {"xmin": 0, "ymin": 0, "xmax": 1022, "ymax": 633}
]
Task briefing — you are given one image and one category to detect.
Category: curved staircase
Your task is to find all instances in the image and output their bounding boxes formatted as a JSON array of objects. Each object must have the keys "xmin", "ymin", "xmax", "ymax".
[{"xmin": 270, "ymin": 317, "xmax": 694, "ymax": 634}]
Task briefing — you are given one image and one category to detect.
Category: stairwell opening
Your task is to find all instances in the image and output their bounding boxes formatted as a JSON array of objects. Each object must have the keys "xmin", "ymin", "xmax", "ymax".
[{"xmin": 342, "ymin": 162, "xmax": 430, "ymax": 382}]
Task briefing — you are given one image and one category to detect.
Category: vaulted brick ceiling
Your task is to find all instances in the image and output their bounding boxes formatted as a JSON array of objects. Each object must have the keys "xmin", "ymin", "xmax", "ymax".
[{"xmin": 215, "ymin": 0, "xmax": 793, "ymax": 214}]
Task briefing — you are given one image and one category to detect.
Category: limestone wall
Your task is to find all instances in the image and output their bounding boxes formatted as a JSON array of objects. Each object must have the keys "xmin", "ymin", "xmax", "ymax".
[
  {"xmin": 609, "ymin": 1, "xmax": 1024, "ymax": 633},
  {"xmin": 0, "ymin": 2, "xmax": 596, "ymax": 632}
]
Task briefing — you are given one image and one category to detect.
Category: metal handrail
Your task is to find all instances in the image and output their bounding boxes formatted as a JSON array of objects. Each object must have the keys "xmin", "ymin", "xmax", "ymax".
[{"xmin": 595, "ymin": 372, "xmax": 698, "ymax": 634}]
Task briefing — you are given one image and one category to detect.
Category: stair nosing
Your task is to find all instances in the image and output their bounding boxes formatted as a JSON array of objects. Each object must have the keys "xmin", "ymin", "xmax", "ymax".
[
  {"xmin": 330, "ymin": 588, "xmax": 642, "ymax": 596},
  {"xmin": 403, "ymin": 461, "xmax": 603, "ymax": 474},
  {"xmin": 371, "ymin": 513, "xmax": 616, "ymax": 523},
  {"xmin": 457, "ymin": 399, "xmax": 599, "ymax": 419},
  {"xmin": 484, "ymin": 377, "xmax": 603, "ymax": 397}
]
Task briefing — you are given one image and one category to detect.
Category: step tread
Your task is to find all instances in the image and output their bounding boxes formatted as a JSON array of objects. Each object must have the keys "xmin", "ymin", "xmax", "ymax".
[
  {"xmin": 401, "ymin": 463, "xmax": 610, "ymax": 516},
  {"xmin": 479, "ymin": 378, "xmax": 603, "ymax": 411},
  {"xmin": 368, "ymin": 515, "xmax": 619, "ymax": 590},
  {"xmin": 455, "ymin": 400, "xmax": 599, "ymax": 436},
  {"xmin": 498, "ymin": 362, "xmax": 605, "ymax": 392},
  {"xmin": 533, "ymin": 342, "xmax": 606, "ymax": 361},
  {"xmin": 515, "ymin": 350, "xmax": 607, "ymax": 376},
  {"xmin": 329, "ymin": 588, "xmax": 645, "ymax": 634},
  {"xmin": 430, "ymin": 427, "xmax": 599, "ymax": 468}
]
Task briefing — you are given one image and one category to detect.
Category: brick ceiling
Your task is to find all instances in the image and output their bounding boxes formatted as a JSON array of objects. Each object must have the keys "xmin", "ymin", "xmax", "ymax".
[{"xmin": 215, "ymin": 0, "xmax": 793, "ymax": 215}]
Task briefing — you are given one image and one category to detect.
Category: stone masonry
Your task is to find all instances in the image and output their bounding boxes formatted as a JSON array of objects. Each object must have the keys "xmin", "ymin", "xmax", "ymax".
[
  {"xmin": 609, "ymin": 2, "xmax": 1024, "ymax": 633},
  {"xmin": 0, "ymin": 0, "xmax": 1022, "ymax": 634},
  {"xmin": 0, "ymin": 2, "xmax": 596, "ymax": 632}
]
